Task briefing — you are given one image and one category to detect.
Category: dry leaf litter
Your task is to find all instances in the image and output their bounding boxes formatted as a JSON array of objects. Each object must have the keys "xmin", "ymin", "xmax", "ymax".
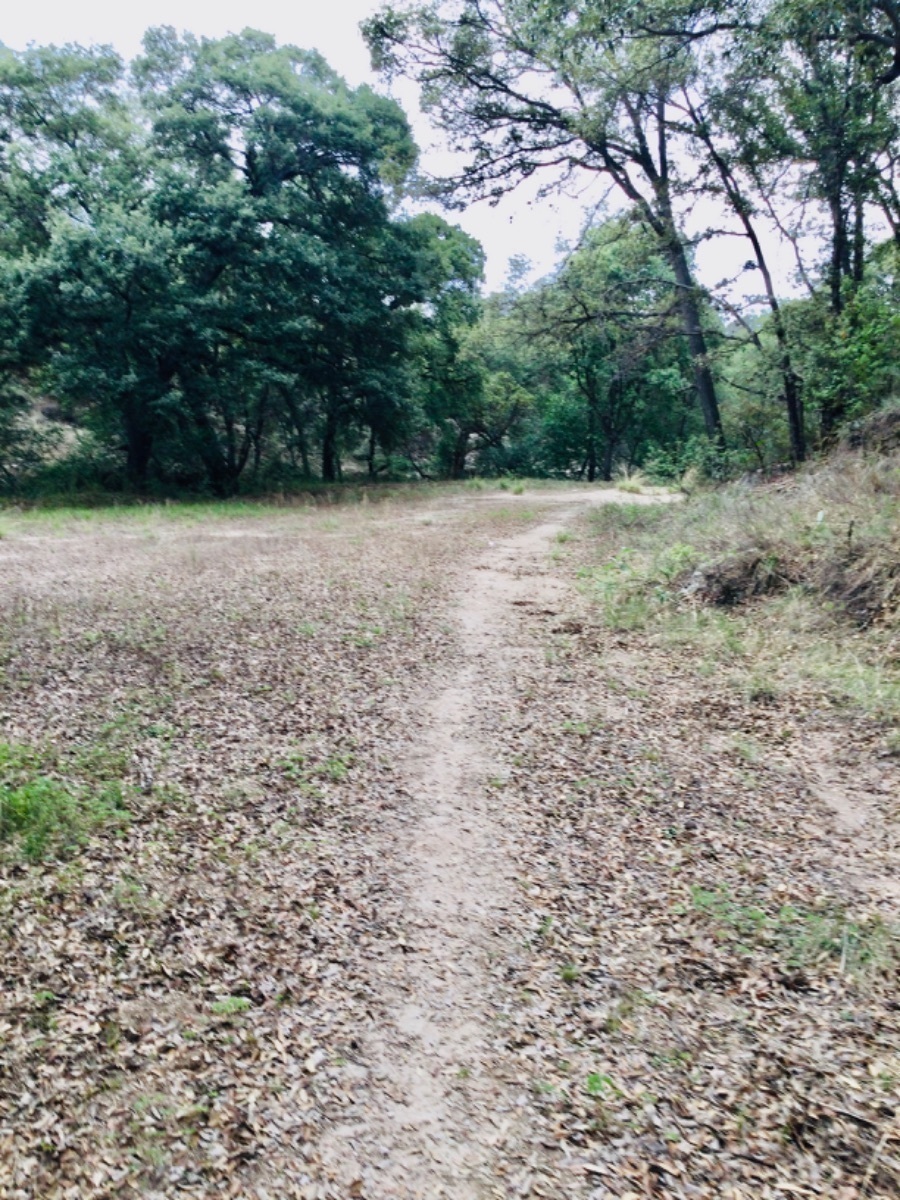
[{"xmin": 0, "ymin": 489, "xmax": 896, "ymax": 1199}]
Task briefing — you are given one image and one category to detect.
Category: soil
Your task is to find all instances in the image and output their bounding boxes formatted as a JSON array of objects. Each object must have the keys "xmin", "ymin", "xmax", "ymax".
[{"xmin": 1, "ymin": 487, "xmax": 897, "ymax": 1200}]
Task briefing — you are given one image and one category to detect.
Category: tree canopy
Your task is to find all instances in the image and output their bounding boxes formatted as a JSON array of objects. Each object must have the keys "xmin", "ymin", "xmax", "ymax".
[
  {"xmin": 1, "ymin": 8, "xmax": 899, "ymax": 494},
  {"xmin": 0, "ymin": 29, "xmax": 484, "ymax": 493}
]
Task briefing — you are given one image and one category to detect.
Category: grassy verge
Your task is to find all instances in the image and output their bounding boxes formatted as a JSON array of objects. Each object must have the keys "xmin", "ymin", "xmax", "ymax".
[
  {"xmin": 0, "ymin": 475, "xmax": 604, "ymax": 524},
  {"xmin": 580, "ymin": 448, "xmax": 900, "ymax": 723}
]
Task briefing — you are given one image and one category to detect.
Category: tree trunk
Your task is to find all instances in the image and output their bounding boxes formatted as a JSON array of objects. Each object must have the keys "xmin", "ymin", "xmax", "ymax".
[
  {"xmin": 249, "ymin": 388, "xmax": 268, "ymax": 480},
  {"xmin": 598, "ymin": 378, "xmax": 620, "ymax": 482},
  {"xmin": 667, "ymin": 239, "xmax": 724, "ymax": 445},
  {"xmin": 820, "ymin": 382, "xmax": 846, "ymax": 441},
  {"xmin": 823, "ymin": 194, "xmax": 849, "ymax": 439},
  {"xmin": 828, "ymin": 195, "xmax": 848, "ymax": 316},
  {"xmin": 852, "ymin": 193, "xmax": 866, "ymax": 283},
  {"xmin": 281, "ymin": 388, "xmax": 313, "ymax": 477},
  {"xmin": 600, "ymin": 438, "xmax": 615, "ymax": 482},
  {"xmin": 742, "ymin": 236, "xmax": 806, "ymax": 462},
  {"xmin": 689, "ymin": 121, "xmax": 806, "ymax": 463},
  {"xmin": 782, "ymin": 363, "xmax": 805, "ymax": 464},
  {"xmin": 322, "ymin": 406, "xmax": 339, "ymax": 482},
  {"xmin": 124, "ymin": 420, "xmax": 153, "ymax": 488},
  {"xmin": 750, "ymin": 256, "xmax": 805, "ymax": 462},
  {"xmin": 299, "ymin": 432, "xmax": 311, "ymax": 478},
  {"xmin": 367, "ymin": 428, "xmax": 377, "ymax": 479},
  {"xmin": 449, "ymin": 429, "xmax": 469, "ymax": 479},
  {"xmin": 586, "ymin": 399, "xmax": 598, "ymax": 483}
]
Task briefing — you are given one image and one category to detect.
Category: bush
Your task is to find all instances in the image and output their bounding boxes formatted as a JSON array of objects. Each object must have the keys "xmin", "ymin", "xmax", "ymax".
[{"xmin": 643, "ymin": 435, "xmax": 749, "ymax": 486}]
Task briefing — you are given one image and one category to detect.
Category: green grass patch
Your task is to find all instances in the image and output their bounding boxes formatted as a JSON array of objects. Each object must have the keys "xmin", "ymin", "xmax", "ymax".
[
  {"xmin": 280, "ymin": 748, "xmax": 354, "ymax": 790},
  {"xmin": 210, "ymin": 996, "xmax": 252, "ymax": 1017},
  {"xmin": 0, "ymin": 477, "xmax": 553, "ymax": 528},
  {"xmin": 688, "ymin": 885, "xmax": 898, "ymax": 979},
  {"xmin": 586, "ymin": 1072, "xmax": 624, "ymax": 1098},
  {"xmin": 581, "ymin": 453, "xmax": 900, "ymax": 719},
  {"xmin": 0, "ymin": 740, "xmax": 130, "ymax": 861}
]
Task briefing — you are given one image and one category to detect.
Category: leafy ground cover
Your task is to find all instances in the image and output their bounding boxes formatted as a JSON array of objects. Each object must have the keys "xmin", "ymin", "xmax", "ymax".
[
  {"xmin": 0, "ymin": 471, "xmax": 897, "ymax": 1199},
  {"xmin": 0, "ymin": 489, "xmax": 548, "ymax": 1198},
  {"xmin": 483, "ymin": 449, "xmax": 899, "ymax": 1197}
]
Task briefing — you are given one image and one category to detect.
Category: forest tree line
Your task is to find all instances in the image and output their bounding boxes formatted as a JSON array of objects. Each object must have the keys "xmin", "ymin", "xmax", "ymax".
[{"xmin": 2, "ymin": 2, "xmax": 900, "ymax": 495}]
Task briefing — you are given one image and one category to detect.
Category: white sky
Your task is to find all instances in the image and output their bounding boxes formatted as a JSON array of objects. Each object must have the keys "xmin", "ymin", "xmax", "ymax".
[{"xmin": 1, "ymin": 0, "xmax": 809, "ymax": 299}]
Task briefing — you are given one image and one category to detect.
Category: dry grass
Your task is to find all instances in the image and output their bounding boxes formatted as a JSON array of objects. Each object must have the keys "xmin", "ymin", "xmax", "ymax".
[{"xmin": 581, "ymin": 448, "xmax": 900, "ymax": 723}]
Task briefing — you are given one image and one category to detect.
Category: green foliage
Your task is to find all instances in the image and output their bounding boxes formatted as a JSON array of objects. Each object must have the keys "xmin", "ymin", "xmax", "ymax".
[
  {"xmin": 0, "ymin": 741, "xmax": 129, "ymax": 860},
  {"xmin": 586, "ymin": 1072, "xmax": 622, "ymax": 1099},
  {"xmin": 787, "ymin": 247, "xmax": 900, "ymax": 431},
  {"xmin": 589, "ymin": 537, "xmax": 700, "ymax": 629},
  {"xmin": 210, "ymin": 996, "xmax": 252, "ymax": 1017},
  {"xmin": 0, "ymin": 31, "xmax": 484, "ymax": 496},
  {"xmin": 643, "ymin": 436, "xmax": 749, "ymax": 485},
  {"xmin": 512, "ymin": 217, "xmax": 701, "ymax": 480},
  {"xmin": 3, "ymin": 9, "xmax": 900, "ymax": 494},
  {"xmin": 363, "ymin": 0, "xmax": 900, "ymax": 470}
]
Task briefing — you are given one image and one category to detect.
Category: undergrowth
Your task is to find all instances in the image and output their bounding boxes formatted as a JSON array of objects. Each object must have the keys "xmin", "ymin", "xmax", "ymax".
[
  {"xmin": 688, "ymin": 886, "xmax": 898, "ymax": 981},
  {"xmin": 0, "ymin": 475, "xmax": 592, "ymax": 523},
  {"xmin": 583, "ymin": 448, "xmax": 900, "ymax": 721}
]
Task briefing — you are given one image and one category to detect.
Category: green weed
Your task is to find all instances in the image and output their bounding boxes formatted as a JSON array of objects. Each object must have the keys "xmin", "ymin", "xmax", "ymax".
[
  {"xmin": 586, "ymin": 1072, "xmax": 623, "ymax": 1098},
  {"xmin": 112, "ymin": 874, "xmax": 162, "ymax": 916},
  {"xmin": 562, "ymin": 720, "xmax": 591, "ymax": 735},
  {"xmin": 730, "ymin": 735, "xmax": 763, "ymax": 764},
  {"xmin": 689, "ymin": 886, "xmax": 898, "ymax": 978},
  {"xmin": 651, "ymin": 1048, "xmax": 693, "ymax": 1070},
  {"xmin": 30, "ymin": 989, "xmax": 58, "ymax": 1031},
  {"xmin": 132, "ymin": 1091, "xmax": 175, "ymax": 1126},
  {"xmin": 210, "ymin": 996, "xmax": 251, "ymax": 1017},
  {"xmin": 0, "ymin": 741, "xmax": 130, "ymax": 861},
  {"xmin": 282, "ymin": 750, "xmax": 353, "ymax": 787},
  {"xmin": 345, "ymin": 625, "xmax": 382, "ymax": 648}
]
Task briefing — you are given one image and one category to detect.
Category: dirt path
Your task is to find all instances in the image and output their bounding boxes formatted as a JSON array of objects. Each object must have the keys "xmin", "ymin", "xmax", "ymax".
[
  {"xmin": 322, "ymin": 489, "xmax": 900, "ymax": 1200},
  {"xmin": 317, "ymin": 505, "xmax": 594, "ymax": 1197}
]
